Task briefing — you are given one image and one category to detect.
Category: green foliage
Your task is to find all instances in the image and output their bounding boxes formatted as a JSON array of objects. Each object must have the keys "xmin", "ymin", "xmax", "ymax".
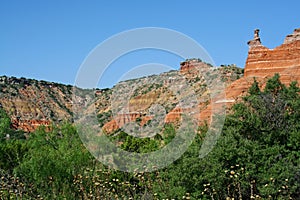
[
  {"xmin": 15, "ymin": 123, "xmax": 93, "ymax": 198},
  {"xmin": 219, "ymin": 74, "xmax": 300, "ymax": 199},
  {"xmin": 162, "ymin": 123, "xmax": 176, "ymax": 144},
  {"xmin": 248, "ymin": 77, "xmax": 260, "ymax": 95},
  {"xmin": 97, "ymin": 110, "xmax": 112, "ymax": 127},
  {"xmin": 0, "ymin": 140, "xmax": 28, "ymax": 172},
  {"xmin": 152, "ymin": 74, "xmax": 300, "ymax": 199},
  {"xmin": 111, "ymin": 131, "xmax": 160, "ymax": 153},
  {"xmin": 0, "ymin": 107, "xmax": 11, "ymax": 140},
  {"xmin": 0, "ymin": 168, "xmax": 38, "ymax": 199},
  {"xmin": 264, "ymin": 73, "xmax": 285, "ymax": 94}
]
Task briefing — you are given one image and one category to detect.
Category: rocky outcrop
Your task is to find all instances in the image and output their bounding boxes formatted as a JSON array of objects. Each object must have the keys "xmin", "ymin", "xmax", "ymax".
[
  {"xmin": 164, "ymin": 107, "xmax": 182, "ymax": 123},
  {"xmin": 102, "ymin": 112, "xmax": 142, "ymax": 133},
  {"xmin": 247, "ymin": 29, "xmax": 262, "ymax": 47},
  {"xmin": 199, "ymin": 28, "xmax": 300, "ymax": 125},
  {"xmin": 284, "ymin": 28, "xmax": 300, "ymax": 44},
  {"xmin": 245, "ymin": 28, "xmax": 300, "ymax": 85},
  {"xmin": 11, "ymin": 118, "xmax": 51, "ymax": 132},
  {"xmin": 180, "ymin": 58, "xmax": 211, "ymax": 72}
]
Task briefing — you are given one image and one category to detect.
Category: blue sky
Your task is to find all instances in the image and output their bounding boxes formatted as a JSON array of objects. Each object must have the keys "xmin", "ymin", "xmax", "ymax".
[{"xmin": 1, "ymin": 0, "xmax": 300, "ymax": 88}]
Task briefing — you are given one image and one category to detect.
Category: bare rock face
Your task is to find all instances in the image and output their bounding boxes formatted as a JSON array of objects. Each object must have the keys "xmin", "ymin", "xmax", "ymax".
[
  {"xmin": 245, "ymin": 28, "xmax": 300, "ymax": 84},
  {"xmin": 180, "ymin": 58, "xmax": 211, "ymax": 72},
  {"xmin": 284, "ymin": 28, "xmax": 300, "ymax": 44},
  {"xmin": 199, "ymin": 28, "xmax": 300, "ymax": 125},
  {"xmin": 11, "ymin": 119, "xmax": 51, "ymax": 132},
  {"xmin": 0, "ymin": 76, "xmax": 90, "ymax": 132},
  {"xmin": 164, "ymin": 107, "xmax": 182, "ymax": 123},
  {"xmin": 247, "ymin": 29, "xmax": 263, "ymax": 47},
  {"xmin": 102, "ymin": 112, "xmax": 142, "ymax": 133}
]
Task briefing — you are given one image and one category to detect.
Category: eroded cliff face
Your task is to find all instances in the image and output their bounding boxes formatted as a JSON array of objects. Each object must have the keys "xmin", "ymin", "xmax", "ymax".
[
  {"xmin": 0, "ymin": 76, "xmax": 90, "ymax": 132},
  {"xmin": 196, "ymin": 28, "xmax": 300, "ymax": 125},
  {"xmin": 101, "ymin": 60, "xmax": 243, "ymax": 133},
  {"xmin": 11, "ymin": 119, "xmax": 51, "ymax": 132},
  {"xmin": 245, "ymin": 28, "xmax": 300, "ymax": 84}
]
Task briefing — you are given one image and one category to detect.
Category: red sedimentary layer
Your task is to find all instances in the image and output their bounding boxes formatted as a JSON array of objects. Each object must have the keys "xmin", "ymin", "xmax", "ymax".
[
  {"xmin": 198, "ymin": 28, "xmax": 300, "ymax": 124},
  {"xmin": 102, "ymin": 112, "xmax": 143, "ymax": 133},
  {"xmin": 245, "ymin": 28, "xmax": 300, "ymax": 84},
  {"xmin": 102, "ymin": 107, "xmax": 183, "ymax": 133},
  {"xmin": 11, "ymin": 118, "xmax": 51, "ymax": 132},
  {"xmin": 179, "ymin": 59, "xmax": 210, "ymax": 72}
]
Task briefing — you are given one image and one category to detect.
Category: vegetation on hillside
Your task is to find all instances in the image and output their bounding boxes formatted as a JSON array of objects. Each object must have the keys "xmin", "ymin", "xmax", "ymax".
[{"xmin": 0, "ymin": 74, "xmax": 299, "ymax": 199}]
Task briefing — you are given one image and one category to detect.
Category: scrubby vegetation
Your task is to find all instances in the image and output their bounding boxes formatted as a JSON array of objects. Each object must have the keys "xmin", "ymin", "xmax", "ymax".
[{"xmin": 0, "ymin": 74, "xmax": 299, "ymax": 199}]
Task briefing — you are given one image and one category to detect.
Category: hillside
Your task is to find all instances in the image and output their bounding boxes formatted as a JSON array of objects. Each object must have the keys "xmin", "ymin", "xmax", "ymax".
[
  {"xmin": 0, "ymin": 61, "xmax": 243, "ymax": 133},
  {"xmin": 0, "ymin": 76, "xmax": 92, "ymax": 132}
]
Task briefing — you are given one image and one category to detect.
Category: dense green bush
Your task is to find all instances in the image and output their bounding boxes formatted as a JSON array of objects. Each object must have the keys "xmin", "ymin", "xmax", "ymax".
[
  {"xmin": 0, "ymin": 107, "xmax": 11, "ymax": 140},
  {"xmin": 14, "ymin": 124, "xmax": 94, "ymax": 199}
]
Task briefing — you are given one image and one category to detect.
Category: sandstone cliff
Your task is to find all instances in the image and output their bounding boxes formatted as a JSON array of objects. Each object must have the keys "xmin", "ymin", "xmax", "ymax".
[
  {"xmin": 196, "ymin": 28, "xmax": 300, "ymax": 125},
  {"xmin": 245, "ymin": 28, "xmax": 300, "ymax": 84}
]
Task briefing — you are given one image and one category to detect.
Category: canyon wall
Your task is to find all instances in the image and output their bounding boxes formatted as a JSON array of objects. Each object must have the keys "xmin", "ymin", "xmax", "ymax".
[
  {"xmin": 245, "ymin": 28, "xmax": 300, "ymax": 84},
  {"xmin": 198, "ymin": 28, "xmax": 300, "ymax": 125}
]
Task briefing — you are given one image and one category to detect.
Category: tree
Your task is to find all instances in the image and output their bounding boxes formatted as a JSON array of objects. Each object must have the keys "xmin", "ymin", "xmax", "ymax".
[
  {"xmin": 248, "ymin": 77, "xmax": 260, "ymax": 95},
  {"xmin": 220, "ymin": 74, "xmax": 300, "ymax": 199}
]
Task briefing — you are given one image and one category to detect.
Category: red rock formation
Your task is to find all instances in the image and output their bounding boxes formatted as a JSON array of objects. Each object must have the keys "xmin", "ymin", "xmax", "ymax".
[
  {"xmin": 102, "ymin": 120, "xmax": 119, "ymax": 133},
  {"xmin": 11, "ymin": 118, "xmax": 51, "ymax": 132},
  {"xmin": 198, "ymin": 76, "xmax": 268, "ymax": 124},
  {"xmin": 180, "ymin": 59, "xmax": 208, "ymax": 72},
  {"xmin": 103, "ymin": 114, "xmax": 154, "ymax": 133},
  {"xmin": 164, "ymin": 107, "xmax": 182, "ymax": 123},
  {"xmin": 0, "ymin": 77, "xmax": 76, "ymax": 133},
  {"xmin": 102, "ymin": 112, "xmax": 145, "ymax": 133},
  {"xmin": 128, "ymin": 93, "xmax": 159, "ymax": 112},
  {"xmin": 245, "ymin": 28, "xmax": 300, "ymax": 84},
  {"xmin": 198, "ymin": 28, "xmax": 300, "ymax": 125}
]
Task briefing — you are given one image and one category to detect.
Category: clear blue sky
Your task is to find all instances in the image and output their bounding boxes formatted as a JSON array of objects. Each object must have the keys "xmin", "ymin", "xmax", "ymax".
[{"xmin": 1, "ymin": 0, "xmax": 300, "ymax": 88}]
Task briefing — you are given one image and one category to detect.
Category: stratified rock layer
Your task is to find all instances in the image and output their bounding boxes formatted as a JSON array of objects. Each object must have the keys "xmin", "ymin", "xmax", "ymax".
[
  {"xmin": 245, "ymin": 28, "xmax": 300, "ymax": 84},
  {"xmin": 199, "ymin": 28, "xmax": 300, "ymax": 125}
]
